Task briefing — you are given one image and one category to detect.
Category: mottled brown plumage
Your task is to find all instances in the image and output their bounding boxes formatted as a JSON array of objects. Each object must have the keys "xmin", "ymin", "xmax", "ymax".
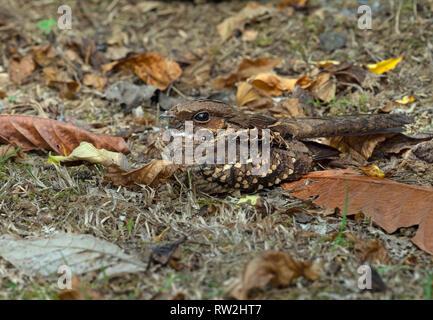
[{"xmin": 161, "ymin": 99, "xmax": 410, "ymax": 193}]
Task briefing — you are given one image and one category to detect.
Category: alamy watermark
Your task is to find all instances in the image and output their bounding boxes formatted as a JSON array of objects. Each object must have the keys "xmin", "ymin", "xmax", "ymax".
[
  {"xmin": 57, "ymin": 264, "xmax": 72, "ymax": 290},
  {"xmin": 161, "ymin": 122, "xmax": 271, "ymax": 176},
  {"xmin": 57, "ymin": 5, "xmax": 72, "ymax": 30},
  {"xmin": 358, "ymin": 5, "xmax": 372, "ymax": 30},
  {"xmin": 357, "ymin": 264, "xmax": 372, "ymax": 290}
]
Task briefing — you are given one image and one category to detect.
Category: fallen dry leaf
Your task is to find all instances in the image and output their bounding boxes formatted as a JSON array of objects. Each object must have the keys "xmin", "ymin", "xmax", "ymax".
[
  {"xmin": 395, "ymin": 95, "xmax": 415, "ymax": 105},
  {"xmin": 66, "ymin": 37, "xmax": 109, "ymax": 68},
  {"xmin": 9, "ymin": 55, "xmax": 36, "ymax": 85},
  {"xmin": 374, "ymin": 133, "xmax": 433, "ymax": 155},
  {"xmin": 213, "ymin": 57, "xmax": 282, "ymax": 89},
  {"xmin": 58, "ymin": 276, "xmax": 101, "ymax": 300},
  {"xmin": 216, "ymin": 2, "xmax": 273, "ymax": 43},
  {"xmin": 105, "ymin": 160, "xmax": 178, "ymax": 188},
  {"xmin": 409, "ymin": 140, "xmax": 433, "ymax": 163},
  {"xmin": 367, "ymin": 56, "xmax": 404, "ymax": 74},
  {"xmin": 276, "ymin": 0, "xmax": 308, "ymax": 8},
  {"xmin": 359, "ymin": 165, "xmax": 385, "ymax": 178},
  {"xmin": 0, "ymin": 115, "xmax": 130, "ymax": 155},
  {"xmin": 249, "ymin": 73, "xmax": 298, "ymax": 95},
  {"xmin": 102, "ymin": 52, "xmax": 182, "ymax": 90},
  {"xmin": 43, "ymin": 66, "xmax": 81, "ymax": 99},
  {"xmin": 242, "ymin": 29, "xmax": 259, "ymax": 41},
  {"xmin": 236, "ymin": 81, "xmax": 261, "ymax": 106},
  {"xmin": 344, "ymin": 234, "xmax": 392, "ymax": 264},
  {"xmin": 325, "ymin": 134, "xmax": 393, "ymax": 162},
  {"xmin": 32, "ymin": 45, "xmax": 57, "ymax": 67},
  {"xmin": 0, "ymin": 233, "xmax": 146, "ymax": 277},
  {"xmin": 83, "ymin": 73, "xmax": 107, "ymax": 92},
  {"xmin": 281, "ymin": 169, "xmax": 433, "ymax": 255},
  {"xmin": 226, "ymin": 251, "xmax": 320, "ymax": 299},
  {"xmin": 306, "ymin": 71, "xmax": 336, "ymax": 102},
  {"xmin": 270, "ymin": 98, "xmax": 306, "ymax": 118},
  {"xmin": 49, "ymin": 141, "xmax": 129, "ymax": 168},
  {"xmin": 180, "ymin": 54, "xmax": 214, "ymax": 87}
]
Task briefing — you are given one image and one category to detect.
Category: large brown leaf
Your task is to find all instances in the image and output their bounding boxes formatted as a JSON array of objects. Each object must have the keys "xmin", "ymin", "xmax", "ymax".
[
  {"xmin": 105, "ymin": 160, "xmax": 178, "ymax": 188},
  {"xmin": 226, "ymin": 250, "xmax": 320, "ymax": 299},
  {"xmin": 213, "ymin": 57, "xmax": 282, "ymax": 89},
  {"xmin": 102, "ymin": 52, "xmax": 182, "ymax": 90},
  {"xmin": 0, "ymin": 115, "xmax": 130, "ymax": 155},
  {"xmin": 281, "ymin": 169, "xmax": 433, "ymax": 255}
]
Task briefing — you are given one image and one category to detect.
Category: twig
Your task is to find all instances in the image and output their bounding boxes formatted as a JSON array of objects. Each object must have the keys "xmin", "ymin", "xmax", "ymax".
[{"xmin": 395, "ymin": 0, "xmax": 402, "ymax": 35}]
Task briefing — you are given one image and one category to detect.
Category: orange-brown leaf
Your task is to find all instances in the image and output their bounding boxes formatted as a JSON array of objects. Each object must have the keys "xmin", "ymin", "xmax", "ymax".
[
  {"xmin": 227, "ymin": 250, "xmax": 320, "ymax": 299},
  {"xmin": 102, "ymin": 52, "xmax": 182, "ymax": 90},
  {"xmin": 249, "ymin": 73, "xmax": 298, "ymax": 95},
  {"xmin": 9, "ymin": 55, "xmax": 36, "ymax": 85},
  {"xmin": 58, "ymin": 276, "xmax": 101, "ymax": 300},
  {"xmin": 213, "ymin": 57, "xmax": 282, "ymax": 89},
  {"xmin": 0, "ymin": 115, "xmax": 130, "ymax": 155},
  {"xmin": 281, "ymin": 169, "xmax": 433, "ymax": 255},
  {"xmin": 43, "ymin": 66, "xmax": 81, "ymax": 99},
  {"xmin": 105, "ymin": 160, "xmax": 178, "ymax": 188}
]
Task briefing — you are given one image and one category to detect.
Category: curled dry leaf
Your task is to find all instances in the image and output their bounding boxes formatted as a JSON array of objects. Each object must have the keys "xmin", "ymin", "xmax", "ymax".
[
  {"xmin": 9, "ymin": 55, "xmax": 36, "ymax": 85},
  {"xmin": 180, "ymin": 54, "xmax": 214, "ymax": 87},
  {"xmin": 374, "ymin": 132, "xmax": 433, "ymax": 155},
  {"xmin": 249, "ymin": 73, "xmax": 298, "ymax": 95},
  {"xmin": 271, "ymin": 97, "xmax": 306, "ymax": 118},
  {"xmin": 306, "ymin": 71, "xmax": 336, "ymax": 102},
  {"xmin": 105, "ymin": 160, "xmax": 178, "ymax": 188},
  {"xmin": 236, "ymin": 81, "xmax": 261, "ymax": 106},
  {"xmin": 227, "ymin": 251, "xmax": 320, "ymax": 300},
  {"xmin": 395, "ymin": 95, "xmax": 415, "ymax": 105},
  {"xmin": 344, "ymin": 234, "xmax": 392, "ymax": 264},
  {"xmin": 102, "ymin": 52, "xmax": 182, "ymax": 90},
  {"xmin": 359, "ymin": 165, "xmax": 385, "ymax": 178},
  {"xmin": 83, "ymin": 73, "xmax": 107, "ymax": 92},
  {"xmin": 213, "ymin": 57, "xmax": 282, "ymax": 89},
  {"xmin": 367, "ymin": 56, "xmax": 404, "ymax": 74},
  {"xmin": 32, "ymin": 45, "xmax": 57, "ymax": 67},
  {"xmin": 0, "ymin": 115, "xmax": 130, "ymax": 155},
  {"xmin": 281, "ymin": 169, "xmax": 433, "ymax": 255},
  {"xmin": 277, "ymin": 0, "xmax": 308, "ymax": 8},
  {"xmin": 58, "ymin": 276, "xmax": 101, "ymax": 300},
  {"xmin": 49, "ymin": 141, "xmax": 129, "ymax": 168},
  {"xmin": 325, "ymin": 133, "xmax": 393, "ymax": 162},
  {"xmin": 242, "ymin": 29, "xmax": 258, "ymax": 41},
  {"xmin": 409, "ymin": 140, "xmax": 433, "ymax": 163},
  {"xmin": 43, "ymin": 66, "xmax": 81, "ymax": 99},
  {"xmin": 216, "ymin": 2, "xmax": 274, "ymax": 43},
  {"xmin": 65, "ymin": 37, "xmax": 109, "ymax": 68}
]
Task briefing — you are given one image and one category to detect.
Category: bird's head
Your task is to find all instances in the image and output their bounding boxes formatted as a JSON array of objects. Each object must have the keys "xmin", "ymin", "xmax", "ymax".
[{"xmin": 160, "ymin": 99, "xmax": 237, "ymax": 134}]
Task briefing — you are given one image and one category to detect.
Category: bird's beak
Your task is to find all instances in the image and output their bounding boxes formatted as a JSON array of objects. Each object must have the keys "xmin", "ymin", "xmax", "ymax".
[{"xmin": 159, "ymin": 110, "xmax": 176, "ymax": 120}]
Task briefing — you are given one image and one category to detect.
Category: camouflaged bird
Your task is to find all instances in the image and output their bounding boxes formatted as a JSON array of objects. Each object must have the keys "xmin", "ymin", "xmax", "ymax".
[{"xmin": 160, "ymin": 99, "xmax": 410, "ymax": 194}]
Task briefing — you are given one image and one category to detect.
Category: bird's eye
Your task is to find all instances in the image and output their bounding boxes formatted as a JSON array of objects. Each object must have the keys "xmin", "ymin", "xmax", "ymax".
[{"xmin": 193, "ymin": 111, "xmax": 210, "ymax": 123}]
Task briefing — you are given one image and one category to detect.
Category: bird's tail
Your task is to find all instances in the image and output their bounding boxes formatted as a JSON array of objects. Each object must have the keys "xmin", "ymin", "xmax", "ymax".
[{"xmin": 270, "ymin": 114, "xmax": 411, "ymax": 139}]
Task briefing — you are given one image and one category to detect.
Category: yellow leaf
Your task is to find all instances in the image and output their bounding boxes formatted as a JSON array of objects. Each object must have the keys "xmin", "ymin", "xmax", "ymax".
[
  {"xmin": 395, "ymin": 95, "xmax": 415, "ymax": 105},
  {"xmin": 47, "ymin": 142, "xmax": 129, "ymax": 168},
  {"xmin": 316, "ymin": 60, "xmax": 340, "ymax": 67},
  {"xmin": 237, "ymin": 195, "xmax": 260, "ymax": 206},
  {"xmin": 367, "ymin": 56, "xmax": 404, "ymax": 74},
  {"xmin": 359, "ymin": 165, "xmax": 385, "ymax": 178}
]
